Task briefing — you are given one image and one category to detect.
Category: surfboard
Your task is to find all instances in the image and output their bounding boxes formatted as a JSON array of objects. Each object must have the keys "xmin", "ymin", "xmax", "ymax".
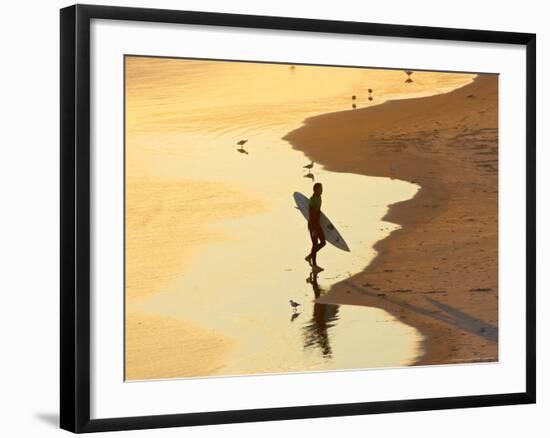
[{"xmin": 293, "ymin": 192, "xmax": 350, "ymax": 252}]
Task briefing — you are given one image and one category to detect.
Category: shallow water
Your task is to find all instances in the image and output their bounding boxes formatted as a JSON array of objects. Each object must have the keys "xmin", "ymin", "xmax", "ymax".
[{"xmin": 125, "ymin": 57, "xmax": 474, "ymax": 378}]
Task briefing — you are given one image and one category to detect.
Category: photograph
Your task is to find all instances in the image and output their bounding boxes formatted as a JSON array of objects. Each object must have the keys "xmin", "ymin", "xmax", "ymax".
[{"xmin": 124, "ymin": 56, "xmax": 499, "ymax": 381}]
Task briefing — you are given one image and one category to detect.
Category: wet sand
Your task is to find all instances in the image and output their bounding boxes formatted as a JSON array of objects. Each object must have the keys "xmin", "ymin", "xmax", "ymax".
[
  {"xmin": 125, "ymin": 178, "xmax": 263, "ymax": 379},
  {"xmin": 284, "ymin": 74, "xmax": 498, "ymax": 365},
  {"xmin": 125, "ymin": 313, "xmax": 235, "ymax": 380}
]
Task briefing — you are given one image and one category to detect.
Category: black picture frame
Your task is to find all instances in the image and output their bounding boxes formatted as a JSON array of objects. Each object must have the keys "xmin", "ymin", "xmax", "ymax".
[{"xmin": 60, "ymin": 4, "xmax": 536, "ymax": 433}]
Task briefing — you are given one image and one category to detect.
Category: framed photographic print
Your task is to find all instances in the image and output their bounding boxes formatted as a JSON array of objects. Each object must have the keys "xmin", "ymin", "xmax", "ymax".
[{"xmin": 60, "ymin": 4, "xmax": 536, "ymax": 433}]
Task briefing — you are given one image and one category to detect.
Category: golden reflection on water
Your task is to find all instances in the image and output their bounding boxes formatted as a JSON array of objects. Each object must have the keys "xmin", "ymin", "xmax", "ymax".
[{"xmin": 125, "ymin": 57, "xmax": 475, "ymax": 380}]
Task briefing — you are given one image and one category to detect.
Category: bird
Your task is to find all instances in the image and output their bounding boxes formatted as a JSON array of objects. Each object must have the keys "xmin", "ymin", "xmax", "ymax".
[
  {"xmin": 368, "ymin": 88, "xmax": 374, "ymax": 101},
  {"xmin": 236, "ymin": 139, "xmax": 248, "ymax": 154},
  {"xmin": 368, "ymin": 88, "xmax": 373, "ymax": 94},
  {"xmin": 405, "ymin": 70, "xmax": 414, "ymax": 83},
  {"xmin": 289, "ymin": 300, "xmax": 301, "ymax": 310},
  {"xmin": 304, "ymin": 172, "xmax": 315, "ymax": 182},
  {"xmin": 303, "ymin": 161, "xmax": 314, "ymax": 170}
]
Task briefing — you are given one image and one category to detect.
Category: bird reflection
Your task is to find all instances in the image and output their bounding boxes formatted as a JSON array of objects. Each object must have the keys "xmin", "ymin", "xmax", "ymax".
[
  {"xmin": 236, "ymin": 139, "xmax": 249, "ymax": 154},
  {"xmin": 301, "ymin": 270, "xmax": 339, "ymax": 358}
]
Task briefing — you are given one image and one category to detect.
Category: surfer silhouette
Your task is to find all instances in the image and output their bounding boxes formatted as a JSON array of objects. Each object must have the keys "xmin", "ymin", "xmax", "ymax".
[{"xmin": 305, "ymin": 182, "xmax": 326, "ymax": 272}]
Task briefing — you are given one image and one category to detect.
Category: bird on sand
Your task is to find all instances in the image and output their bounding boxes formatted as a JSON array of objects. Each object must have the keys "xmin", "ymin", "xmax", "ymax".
[
  {"xmin": 304, "ymin": 172, "xmax": 315, "ymax": 182},
  {"xmin": 289, "ymin": 300, "xmax": 301, "ymax": 310},
  {"xmin": 236, "ymin": 139, "xmax": 249, "ymax": 154},
  {"xmin": 303, "ymin": 161, "xmax": 314, "ymax": 170}
]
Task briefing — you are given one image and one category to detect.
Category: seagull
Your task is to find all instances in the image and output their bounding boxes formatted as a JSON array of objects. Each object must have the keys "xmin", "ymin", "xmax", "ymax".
[
  {"xmin": 236, "ymin": 139, "xmax": 248, "ymax": 146},
  {"xmin": 304, "ymin": 172, "xmax": 315, "ymax": 182},
  {"xmin": 303, "ymin": 161, "xmax": 314, "ymax": 170},
  {"xmin": 289, "ymin": 300, "xmax": 301, "ymax": 310}
]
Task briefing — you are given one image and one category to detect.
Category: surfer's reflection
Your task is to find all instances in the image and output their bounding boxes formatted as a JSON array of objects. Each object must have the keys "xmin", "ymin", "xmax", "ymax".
[{"xmin": 302, "ymin": 270, "xmax": 339, "ymax": 358}]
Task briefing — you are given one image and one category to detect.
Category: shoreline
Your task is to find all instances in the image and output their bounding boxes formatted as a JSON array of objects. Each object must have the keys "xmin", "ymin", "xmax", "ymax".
[{"xmin": 284, "ymin": 74, "xmax": 499, "ymax": 365}]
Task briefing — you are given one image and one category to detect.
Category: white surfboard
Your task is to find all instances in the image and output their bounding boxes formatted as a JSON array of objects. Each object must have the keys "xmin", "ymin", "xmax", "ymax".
[{"xmin": 293, "ymin": 192, "xmax": 350, "ymax": 252}]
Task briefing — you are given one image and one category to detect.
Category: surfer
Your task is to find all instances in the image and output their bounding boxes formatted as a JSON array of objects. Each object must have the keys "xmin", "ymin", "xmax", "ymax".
[{"xmin": 305, "ymin": 182, "xmax": 326, "ymax": 272}]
